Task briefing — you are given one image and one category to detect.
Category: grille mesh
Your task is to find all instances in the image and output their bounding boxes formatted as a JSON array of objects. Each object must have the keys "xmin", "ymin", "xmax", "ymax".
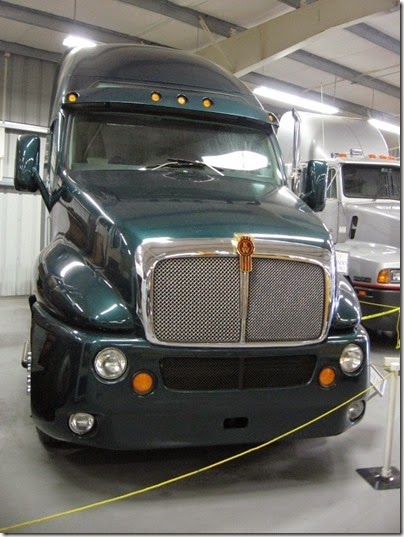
[
  {"xmin": 153, "ymin": 256, "xmax": 240, "ymax": 343},
  {"xmin": 161, "ymin": 355, "xmax": 317, "ymax": 391},
  {"xmin": 152, "ymin": 255, "xmax": 326, "ymax": 344},
  {"xmin": 246, "ymin": 258, "xmax": 325, "ymax": 341}
]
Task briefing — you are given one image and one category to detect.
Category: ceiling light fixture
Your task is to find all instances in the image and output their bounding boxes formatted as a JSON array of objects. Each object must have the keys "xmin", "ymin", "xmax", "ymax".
[
  {"xmin": 253, "ymin": 86, "xmax": 339, "ymax": 115},
  {"xmin": 368, "ymin": 118, "xmax": 400, "ymax": 135},
  {"xmin": 63, "ymin": 35, "xmax": 97, "ymax": 48}
]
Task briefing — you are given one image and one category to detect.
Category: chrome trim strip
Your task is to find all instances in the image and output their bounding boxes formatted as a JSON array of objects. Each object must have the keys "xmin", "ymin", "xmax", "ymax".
[
  {"xmin": 135, "ymin": 237, "xmax": 334, "ymax": 348},
  {"xmin": 239, "ymin": 271, "xmax": 249, "ymax": 343}
]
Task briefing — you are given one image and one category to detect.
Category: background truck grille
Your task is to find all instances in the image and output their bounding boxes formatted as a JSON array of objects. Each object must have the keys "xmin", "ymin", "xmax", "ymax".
[
  {"xmin": 160, "ymin": 355, "xmax": 317, "ymax": 390},
  {"xmin": 152, "ymin": 255, "xmax": 326, "ymax": 345}
]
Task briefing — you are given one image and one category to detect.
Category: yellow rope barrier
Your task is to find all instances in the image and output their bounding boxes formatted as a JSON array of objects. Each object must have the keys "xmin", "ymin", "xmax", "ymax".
[
  {"xmin": 361, "ymin": 307, "xmax": 400, "ymax": 321},
  {"xmin": 0, "ymin": 372, "xmax": 392, "ymax": 534},
  {"xmin": 360, "ymin": 303, "xmax": 400, "ymax": 350}
]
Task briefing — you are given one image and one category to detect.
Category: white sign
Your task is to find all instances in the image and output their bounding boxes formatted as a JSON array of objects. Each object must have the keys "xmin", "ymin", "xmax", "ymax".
[
  {"xmin": 336, "ymin": 251, "xmax": 349, "ymax": 275},
  {"xmin": 369, "ymin": 364, "xmax": 387, "ymax": 399}
]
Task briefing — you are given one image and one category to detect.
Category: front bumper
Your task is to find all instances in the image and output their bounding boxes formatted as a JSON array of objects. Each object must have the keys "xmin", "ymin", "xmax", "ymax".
[
  {"xmin": 29, "ymin": 302, "xmax": 370, "ymax": 450},
  {"xmin": 353, "ymin": 285, "xmax": 400, "ymax": 332}
]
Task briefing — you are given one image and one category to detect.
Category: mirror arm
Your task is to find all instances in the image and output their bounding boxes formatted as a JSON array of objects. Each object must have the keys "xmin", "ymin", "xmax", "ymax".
[{"xmin": 32, "ymin": 168, "xmax": 62, "ymax": 211}]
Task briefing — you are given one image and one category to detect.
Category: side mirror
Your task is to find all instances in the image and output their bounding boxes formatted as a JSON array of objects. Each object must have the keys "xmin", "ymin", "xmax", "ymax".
[
  {"xmin": 300, "ymin": 159, "xmax": 327, "ymax": 212},
  {"xmin": 14, "ymin": 135, "xmax": 41, "ymax": 192}
]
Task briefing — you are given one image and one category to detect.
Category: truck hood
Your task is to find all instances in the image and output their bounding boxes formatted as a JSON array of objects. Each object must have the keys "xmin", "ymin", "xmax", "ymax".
[
  {"xmin": 343, "ymin": 199, "xmax": 400, "ymax": 249},
  {"xmin": 69, "ymin": 169, "xmax": 331, "ymax": 250}
]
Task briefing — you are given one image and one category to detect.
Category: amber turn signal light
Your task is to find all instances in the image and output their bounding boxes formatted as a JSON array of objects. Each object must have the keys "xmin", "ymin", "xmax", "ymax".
[
  {"xmin": 377, "ymin": 269, "xmax": 391, "ymax": 284},
  {"xmin": 318, "ymin": 367, "xmax": 336, "ymax": 388},
  {"xmin": 132, "ymin": 371, "xmax": 155, "ymax": 395}
]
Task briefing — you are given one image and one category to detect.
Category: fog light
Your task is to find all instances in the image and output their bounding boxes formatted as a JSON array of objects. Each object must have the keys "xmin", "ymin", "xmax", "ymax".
[
  {"xmin": 347, "ymin": 400, "xmax": 365, "ymax": 422},
  {"xmin": 132, "ymin": 371, "xmax": 156, "ymax": 395},
  {"xmin": 94, "ymin": 347, "xmax": 127, "ymax": 380},
  {"xmin": 69, "ymin": 413, "xmax": 95, "ymax": 435},
  {"xmin": 340, "ymin": 344, "xmax": 363, "ymax": 374},
  {"xmin": 318, "ymin": 367, "xmax": 336, "ymax": 388}
]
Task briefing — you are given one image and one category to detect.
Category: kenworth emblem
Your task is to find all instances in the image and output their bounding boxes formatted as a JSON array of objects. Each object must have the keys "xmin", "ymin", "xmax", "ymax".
[{"xmin": 236, "ymin": 235, "xmax": 255, "ymax": 272}]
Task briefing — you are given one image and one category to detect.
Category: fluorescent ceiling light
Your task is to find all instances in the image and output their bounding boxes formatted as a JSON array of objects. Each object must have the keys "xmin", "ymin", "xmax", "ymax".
[
  {"xmin": 253, "ymin": 86, "xmax": 339, "ymax": 114},
  {"xmin": 368, "ymin": 118, "xmax": 400, "ymax": 135},
  {"xmin": 63, "ymin": 35, "xmax": 97, "ymax": 48}
]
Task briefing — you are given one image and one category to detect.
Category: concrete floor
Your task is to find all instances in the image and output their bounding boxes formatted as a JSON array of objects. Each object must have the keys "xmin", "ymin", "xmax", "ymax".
[{"xmin": 0, "ymin": 296, "xmax": 400, "ymax": 534}]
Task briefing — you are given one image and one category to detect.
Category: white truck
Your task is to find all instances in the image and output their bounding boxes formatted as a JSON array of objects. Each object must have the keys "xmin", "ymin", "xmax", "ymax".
[{"xmin": 277, "ymin": 110, "xmax": 400, "ymax": 334}]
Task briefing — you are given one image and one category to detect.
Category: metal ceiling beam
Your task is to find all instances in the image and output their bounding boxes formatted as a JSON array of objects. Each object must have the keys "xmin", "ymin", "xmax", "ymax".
[
  {"xmin": 121, "ymin": 0, "xmax": 399, "ymax": 101},
  {"xmin": 277, "ymin": 0, "xmax": 301, "ymax": 7},
  {"xmin": 289, "ymin": 50, "xmax": 400, "ymax": 99},
  {"xmin": 346, "ymin": 22, "xmax": 400, "ymax": 55},
  {"xmin": 1, "ymin": 0, "xmax": 397, "ymax": 101},
  {"xmin": 0, "ymin": 39, "xmax": 60, "ymax": 63},
  {"xmin": 242, "ymin": 72, "xmax": 399, "ymax": 126},
  {"xmin": 277, "ymin": 0, "xmax": 318, "ymax": 7},
  {"xmin": 118, "ymin": 0, "xmax": 244, "ymax": 36},
  {"xmin": 277, "ymin": 1, "xmax": 400, "ymax": 55},
  {"xmin": 196, "ymin": 0, "xmax": 399, "ymax": 77},
  {"xmin": 0, "ymin": 0, "xmax": 160, "ymax": 46}
]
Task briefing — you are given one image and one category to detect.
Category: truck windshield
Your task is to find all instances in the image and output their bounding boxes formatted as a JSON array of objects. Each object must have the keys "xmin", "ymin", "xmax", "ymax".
[
  {"xmin": 342, "ymin": 164, "xmax": 400, "ymax": 200},
  {"xmin": 66, "ymin": 111, "xmax": 283, "ymax": 185}
]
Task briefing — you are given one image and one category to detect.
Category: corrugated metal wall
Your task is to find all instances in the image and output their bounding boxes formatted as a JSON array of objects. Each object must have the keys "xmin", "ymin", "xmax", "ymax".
[
  {"xmin": 0, "ymin": 52, "xmax": 56, "ymax": 296},
  {"xmin": 1, "ymin": 53, "xmax": 56, "ymax": 126},
  {"xmin": 0, "ymin": 191, "xmax": 43, "ymax": 296}
]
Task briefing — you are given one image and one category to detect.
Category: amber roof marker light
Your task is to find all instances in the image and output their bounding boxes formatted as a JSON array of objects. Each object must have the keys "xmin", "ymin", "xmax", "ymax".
[
  {"xmin": 177, "ymin": 95, "xmax": 188, "ymax": 105},
  {"xmin": 66, "ymin": 92, "xmax": 79, "ymax": 103},
  {"xmin": 202, "ymin": 98, "xmax": 214, "ymax": 108},
  {"xmin": 151, "ymin": 91, "xmax": 162, "ymax": 102}
]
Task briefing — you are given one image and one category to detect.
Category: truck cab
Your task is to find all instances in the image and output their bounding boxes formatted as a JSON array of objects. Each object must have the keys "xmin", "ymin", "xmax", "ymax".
[
  {"xmin": 277, "ymin": 111, "xmax": 400, "ymax": 334},
  {"xmin": 14, "ymin": 45, "xmax": 369, "ymax": 450}
]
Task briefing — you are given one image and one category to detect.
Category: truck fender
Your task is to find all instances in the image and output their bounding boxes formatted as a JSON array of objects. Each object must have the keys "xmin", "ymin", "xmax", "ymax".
[
  {"xmin": 35, "ymin": 239, "xmax": 134, "ymax": 331},
  {"xmin": 331, "ymin": 273, "xmax": 361, "ymax": 328}
]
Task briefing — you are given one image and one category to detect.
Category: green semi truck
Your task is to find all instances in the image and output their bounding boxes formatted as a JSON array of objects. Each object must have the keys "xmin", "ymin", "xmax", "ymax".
[{"xmin": 15, "ymin": 44, "xmax": 369, "ymax": 450}]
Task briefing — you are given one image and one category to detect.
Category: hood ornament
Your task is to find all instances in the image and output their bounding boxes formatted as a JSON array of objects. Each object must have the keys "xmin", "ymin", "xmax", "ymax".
[{"xmin": 235, "ymin": 235, "xmax": 255, "ymax": 273}]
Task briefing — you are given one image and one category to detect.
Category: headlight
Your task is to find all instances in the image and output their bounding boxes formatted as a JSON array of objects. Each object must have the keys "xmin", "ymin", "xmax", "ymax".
[
  {"xmin": 94, "ymin": 347, "xmax": 127, "ymax": 380},
  {"xmin": 377, "ymin": 268, "xmax": 400, "ymax": 284},
  {"xmin": 339, "ymin": 344, "xmax": 363, "ymax": 374}
]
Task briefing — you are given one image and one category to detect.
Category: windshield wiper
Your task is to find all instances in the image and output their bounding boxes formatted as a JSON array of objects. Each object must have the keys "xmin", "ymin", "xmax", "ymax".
[{"xmin": 150, "ymin": 158, "xmax": 224, "ymax": 176}]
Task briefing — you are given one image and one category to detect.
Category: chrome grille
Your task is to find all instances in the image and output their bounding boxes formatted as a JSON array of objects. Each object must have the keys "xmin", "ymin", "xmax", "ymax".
[
  {"xmin": 153, "ymin": 256, "xmax": 240, "ymax": 343},
  {"xmin": 136, "ymin": 238, "xmax": 332, "ymax": 347},
  {"xmin": 246, "ymin": 258, "xmax": 325, "ymax": 342}
]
